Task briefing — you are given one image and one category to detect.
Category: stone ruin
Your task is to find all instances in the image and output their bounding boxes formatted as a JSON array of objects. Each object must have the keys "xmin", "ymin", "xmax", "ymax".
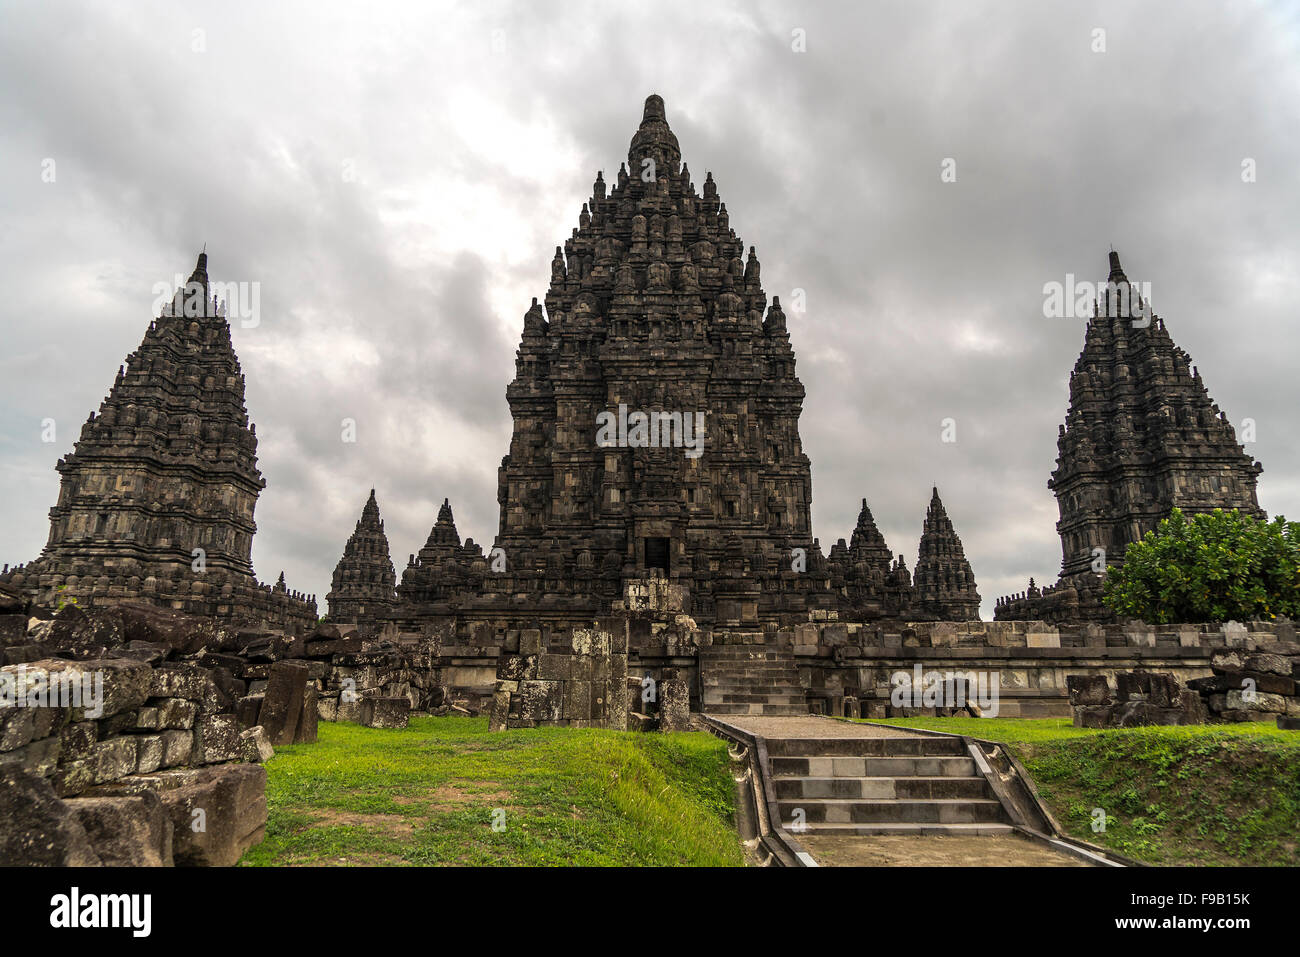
[
  {"xmin": 1066, "ymin": 670, "xmax": 1208, "ymax": 728},
  {"xmin": 326, "ymin": 96, "xmax": 984, "ymax": 639},
  {"xmin": 1066, "ymin": 638, "xmax": 1300, "ymax": 730},
  {"xmin": 0, "ymin": 93, "xmax": 1289, "ymax": 749},
  {"xmin": 1187, "ymin": 645, "xmax": 1300, "ymax": 729},
  {"xmin": 0, "ymin": 580, "xmax": 471, "ymax": 865}
]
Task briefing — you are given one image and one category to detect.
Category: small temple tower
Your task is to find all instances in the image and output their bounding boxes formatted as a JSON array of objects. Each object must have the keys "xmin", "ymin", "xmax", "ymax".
[
  {"xmin": 913, "ymin": 487, "xmax": 981, "ymax": 620},
  {"xmin": 1049, "ymin": 250, "xmax": 1264, "ymax": 577},
  {"xmin": 998, "ymin": 250, "xmax": 1265, "ymax": 621},
  {"xmin": 0, "ymin": 252, "xmax": 316, "ymax": 629},
  {"xmin": 846, "ymin": 498, "xmax": 895, "ymax": 575},
  {"xmin": 326, "ymin": 488, "xmax": 397, "ymax": 631},
  {"xmin": 394, "ymin": 498, "xmax": 486, "ymax": 611}
]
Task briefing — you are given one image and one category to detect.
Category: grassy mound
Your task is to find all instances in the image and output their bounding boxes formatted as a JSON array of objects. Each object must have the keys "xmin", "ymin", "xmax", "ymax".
[
  {"xmin": 867, "ymin": 717, "xmax": 1300, "ymax": 866},
  {"xmin": 240, "ymin": 715, "xmax": 743, "ymax": 866}
]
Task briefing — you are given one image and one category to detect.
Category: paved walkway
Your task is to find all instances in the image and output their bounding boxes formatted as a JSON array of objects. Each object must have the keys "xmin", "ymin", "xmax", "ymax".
[
  {"xmin": 799, "ymin": 833, "xmax": 1087, "ymax": 867},
  {"xmin": 710, "ymin": 714, "xmax": 918, "ymax": 738}
]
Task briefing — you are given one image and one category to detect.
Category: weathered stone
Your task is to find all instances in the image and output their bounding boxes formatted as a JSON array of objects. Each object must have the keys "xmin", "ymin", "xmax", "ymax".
[
  {"xmin": 1066, "ymin": 674, "xmax": 1112, "ymax": 706},
  {"xmin": 0, "ymin": 615, "xmax": 26, "ymax": 647},
  {"xmin": 92, "ymin": 736, "xmax": 139, "ymax": 784},
  {"xmin": 149, "ymin": 665, "xmax": 226, "ymax": 713},
  {"xmin": 316, "ymin": 693, "xmax": 339, "ymax": 722},
  {"xmin": 157, "ymin": 763, "xmax": 268, "ymax": 866},
  {"xmin": 65, "ymin": 791, "xmax": 172, "ymax": 866},
  {"xmin": 659, "ymin": 677, "xmax": 690, "ymax": 732},
  {"xmin": 195, "ymin": 714, "xmax": 242, "ymax": 763},
  {"xmin": 260, "ymin": 661, "xmax": 308, "ymax": 746},
  {"xmin": 0, "ymin": 706, "xmax": 36, "ymax": 752},
  {"xmin": 160, "ymin": 729, "xmax": 195, "ymax": 768},
  {"xmin": 1226, "ymin": 689, "xmax": 1287, "ymax": 714},
  {"xmin": 294, "ymin": 687, "xmax": 318, "ymax": 744},
  {"xmin": 158, "ymin": 697, "xmax": 198, "ymax": 729},
  {"xmin": 359, "ymin": 696, "xmax": 409, "ymax": 729},
  {"xmin": 0, "ymin": 766, "xmax": 102, "ymax": 865},
  {"xmin": 135, "ymin": 734, "xmax": 165, "ymax": 774},
  {"xmin": 235, "ymin": 694, "xmax": 263, "ymax": 729},
  {"xmin": 59, "ymin": 721, "xmax": 98, "ymax": 762},
  {"xmin": 238, "ymin": 726, "xmax": 274, "ymax": 763}
]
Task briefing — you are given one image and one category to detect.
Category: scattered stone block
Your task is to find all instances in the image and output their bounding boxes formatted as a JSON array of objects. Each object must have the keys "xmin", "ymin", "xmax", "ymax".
[
  {"xmin": 238, "ymin": 726, "xmax": 274, "ymax": 763},
  {"xmin": 359, "ymin": 697, "xmax": 409, "ymax": 729},
  {"xmin": 294, "ymin": 687, "xmax": 318, "ymax": 744},
  {"xmin": 260, "ymin": 661, "xmax": 308, "ymax": 746},
  {"xmin": 157, "ymin": 764, "xmax": 268, "ymax": 866},
  {"xmin": 65, "ymin": 791, "xmax": 172, "ymax": 866},
  {"xmin": 0, "ymin": 766, "xmax": 102, "ymax": 866}
]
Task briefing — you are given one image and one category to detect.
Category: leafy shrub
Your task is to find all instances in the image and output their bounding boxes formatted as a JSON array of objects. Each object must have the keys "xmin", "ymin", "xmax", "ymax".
[{"xmin": 1103, "ymin": 508, "xmax": 1300, "ymax": 623}]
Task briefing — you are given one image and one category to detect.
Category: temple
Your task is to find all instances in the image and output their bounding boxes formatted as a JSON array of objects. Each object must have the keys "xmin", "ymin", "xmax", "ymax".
[
  {"xmin": 1, "ymin": 253, "xmax": 317, "ymax": 631},
  {"xmin": 914, "ymin": 488, "xmax": 981, "ymax": 620},
  {"xmin": 326, "ymin": 488, "xmax": 398, "ymax": 631},
  {"xmin": 352, "ymin": 94, "xmax": 982, "ymax": 633},
  {"xmin": 997, "ymin": 251, "xmax": 1264, "ymax": 621}
]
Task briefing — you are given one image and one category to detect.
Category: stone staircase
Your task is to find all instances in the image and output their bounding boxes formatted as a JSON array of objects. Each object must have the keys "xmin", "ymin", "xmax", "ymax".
[
  {"xmin": 700, "ymin": 644, "xmax": 807, "ymax": 716},
  {"xmin": 768, "ymin": 734, "xmax": 1013, "ymax": 835}
]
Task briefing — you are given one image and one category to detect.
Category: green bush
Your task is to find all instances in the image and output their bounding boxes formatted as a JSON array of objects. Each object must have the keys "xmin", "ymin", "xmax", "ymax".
[{"xmin": 1102, "ymin": 508, "xmax": 1300, "ymax": 623}]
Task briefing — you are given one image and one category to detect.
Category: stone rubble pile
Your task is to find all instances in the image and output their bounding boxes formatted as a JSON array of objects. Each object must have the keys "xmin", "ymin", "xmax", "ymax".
[
  {"xmin": 0, "ymin": 596, "xmax": 457, "ymax": 866},
  {"xmin": 1186, "ymin": 646, "xmax": 1300, "ymax": 729},
  {"xmin": 1066, "ymin": 670, "xmax": 1208, "ymax": 728}
]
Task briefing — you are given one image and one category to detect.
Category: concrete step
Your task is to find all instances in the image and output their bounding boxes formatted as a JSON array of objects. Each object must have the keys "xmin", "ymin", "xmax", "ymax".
[
  {"xmin": 773, "ymin": 775, "xmax": 991, "ymax": 801},
  {"xmin": 764, "ymin": 736, "xmax": 967, "ymax": 758},
  {"xmin": 700, "ymin": 649, "xmax": 793, "ymax": 659},
  {"xmin": 702, "ymin": 693, "xmax": 807, "ymax": 705},
  {"xmin": 791, "ymin": 822, "xmax": 1016, "ymax": 837},
  {"xmin": 703, "ymin": 703, "xmax": 809, "ymax": 716},
  {"xmin": 770, "ymin": 755, "xmax": 978, "ymax": 778},
  {"xmin": 776, "ymin": 797, "xmax": 1008, "ymax": 825}
]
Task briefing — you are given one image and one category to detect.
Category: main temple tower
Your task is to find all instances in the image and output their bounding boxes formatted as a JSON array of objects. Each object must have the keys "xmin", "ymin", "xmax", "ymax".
[{"xmin": 494, "ymin": 95, "xmax": 813, "ymax": 622}]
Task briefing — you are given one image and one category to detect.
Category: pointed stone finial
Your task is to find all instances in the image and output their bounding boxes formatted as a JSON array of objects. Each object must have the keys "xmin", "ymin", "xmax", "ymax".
[
  {"xmin": 642, "ymin": 93, "xmax": 666, "ymax": 122},
  {"xmin": 630, "ymin": 94, "xmax": 681, "ymax": 173},
  {"xmin": 1108, "ymin": 249, "xmax": 1127, "ymax": 283}
]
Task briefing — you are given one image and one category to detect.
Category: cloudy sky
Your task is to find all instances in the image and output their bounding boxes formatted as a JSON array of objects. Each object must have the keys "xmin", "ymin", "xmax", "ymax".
[{"xmin": 2, "ymin": 1, "xmax": 1298, "ymax": 619}]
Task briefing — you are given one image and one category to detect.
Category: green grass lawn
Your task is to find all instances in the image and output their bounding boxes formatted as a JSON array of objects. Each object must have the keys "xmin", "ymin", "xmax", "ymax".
[
  {"xmin": 240, "ymin": 715, "xmax": 744, "ymax": 867},
  {"xmin": 864, "ymin": 717, "xmax": 1300, "ymax": 866}
]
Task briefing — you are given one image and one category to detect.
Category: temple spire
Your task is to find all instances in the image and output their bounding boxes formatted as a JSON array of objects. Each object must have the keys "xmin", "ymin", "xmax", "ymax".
[
  {"xmin": 914, "ymin": 487, "xmax": 981, "ymax": 620},
  {"xmin": 1107, "ymin": 249, "xmax": 1126, "ymax": 283},
  {"xmin": 327, "ymin": 487, "xmax": 397, "ymax": 630}
]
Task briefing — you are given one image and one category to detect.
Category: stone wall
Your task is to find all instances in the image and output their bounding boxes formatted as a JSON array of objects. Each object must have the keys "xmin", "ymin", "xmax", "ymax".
[
  {"xmin": 783, "ymin": 618, "xmax": 1293, "ymax": 719},
  {"xmin": 487, "ymin": 616, "xmax": 694, "ymax": 732}
]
